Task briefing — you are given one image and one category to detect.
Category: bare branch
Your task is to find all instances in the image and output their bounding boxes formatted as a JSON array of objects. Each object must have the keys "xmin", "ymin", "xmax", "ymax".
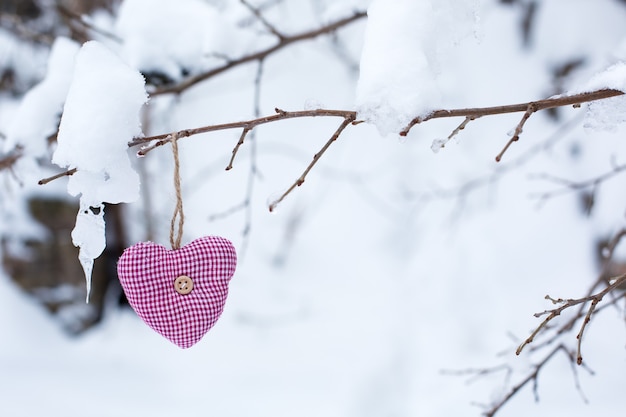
[
  {"xmin": 40, "ymin": 108, "xmax": 358, "ymax": 187},
  {"xmin": 431, "ymin": 116, "xmax": 479, "ymax": 153},
  {"xmin": 528, "ymin": 294, "xmax": 624, "ymax": 355},
  {"xmin": 516, "ymin": 273, "xmax": 626, "ymax": 358},
  {"xmin": 226, "ymin": 127, "xmax": 252, "ymax": 171},
  {"xmin": 151, "ymin": 11, "xmax": 367, "ymax": 95},
  {"xmin": 440, "ymin": 364, "xmax": 512, "ymax": 385},
  {"xmin": 529, "ymin": 162, "xmax": 626, "ymax": 202},
  {"xmin": 128, "ymin": 108, "xmax": 357, "ymax": 149},
  {"xmin": 230, "ymin": 58, "xmax": 265, "ymax": 257},
  {"xmin": 239, "ymin": 0, "xmax": 285, "ymax": 40},
  {"xmin": 208, "ymin": 200, "xmax": 249, "ymax": 222},
  {"xmin": 268, "ymin": 115, "xmax": 356, "ymax": 212},
  {"xmin": 575, "ymin": 297, "xmax": 599, "ymax": 365},
  {"xmin": 0, "ymin": 146, "xmax": 23, "ymax": 172},
  {"xmin": 56, "ymin": 5, "xmax": 122, "ymax": 43},
  {"xmin": 495, "ymin": 103, "xmax": 536, "ymax": 162},
  {"xmin": 400, "ymin": 89, "xmax": 623, "ymax": 136},
  {"xmin": 38, "ymin": 168, "xmax": 76, "ymax": 185},
  {"xmin": 484, "ymin": 344, "xmax": 573, "ymax": 417},
  {"xmin": 523, "ymin": 228, "xmax": 626, "ymax": 353}
]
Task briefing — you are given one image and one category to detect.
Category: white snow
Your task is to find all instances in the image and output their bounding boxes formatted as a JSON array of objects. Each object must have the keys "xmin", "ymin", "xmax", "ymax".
[
  {"xmin": 573, "ymin": 62, "xmax": 626, "ymax": 131},
  {"xmin": 355, "ymin": 0, "xmax": 478, "ymax": 136},
  {"xmin": 430, "ymin": 137, "xmax": 448, "ymax": 153},
  {"xmin": 52, "ymin": 41, "xmax": 147, "ymax": 300},
  {"xmin": 580, "ymin": 61, "xmax": 626, "ymax": 93},
  {"xmin": 583, "ymin": 94, "xmax": 626, "ymax": 132},
  {"xmin": 115, "ymin": 0, "xmax": 254, "ymax": 82},
  {"xmin": 3, "ymin": 1, "xmax": 626, "ymax": 417},
  {"xmin": 4, "ymin": 37, "xmax": 79, "ymax": 157}
]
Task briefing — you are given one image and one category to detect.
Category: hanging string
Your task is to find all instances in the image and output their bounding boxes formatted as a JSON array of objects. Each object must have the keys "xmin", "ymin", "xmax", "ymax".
[{"xmin": 169, "ymin": 132, "xmax": 184, "ymax": 250}]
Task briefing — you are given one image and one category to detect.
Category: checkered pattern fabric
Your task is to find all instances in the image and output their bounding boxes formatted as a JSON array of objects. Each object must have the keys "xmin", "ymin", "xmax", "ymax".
[{"xmin": 117, "ymin": 236, "xmax": 237, "ymax": 349}]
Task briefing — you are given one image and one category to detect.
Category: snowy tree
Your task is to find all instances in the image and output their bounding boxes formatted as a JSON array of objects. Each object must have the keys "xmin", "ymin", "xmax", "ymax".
[{"xmin": 1, "ymin": 0, "xmax": 626, "ymax": 416}]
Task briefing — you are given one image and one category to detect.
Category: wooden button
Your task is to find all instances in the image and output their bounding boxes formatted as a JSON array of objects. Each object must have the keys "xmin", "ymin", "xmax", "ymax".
[{"xmin": 174, "ymin": 275, "xmax": 194, "ymax": 295}]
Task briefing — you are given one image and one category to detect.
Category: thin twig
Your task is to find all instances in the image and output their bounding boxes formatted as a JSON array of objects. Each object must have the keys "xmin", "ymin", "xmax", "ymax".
[
  {"xmin": 524, "ymin": 228, "xmax": 626, "ymax": 353},
  {"xmin": 0, "ymin": 146, "xmax": 24, "ymax": 171},
  {"xmin": 527, "ymin": 294, "xmax": 624, "ymax": 354},
  {"xmin": 495, "ymin": 103, "xmax": 536, "ymax": 162},
  {"xmin": 268, "ymin": 116, "xmax": 355, "ymax": 212},
  {"xmin": 238, "ymin": 59, "xmax": 265, "ymax": 256},
  {"xmin": 516, "ymin": 273, "xmax": 626, "ymax": 357},
  {"xmin": 564, "ymin": 348, "xmax": 593, "ymax": 403},
  {"xmin": 239, "ymin": 0, "xmax": 285, "ymax": 39},
  {"xmin": 529, "ymin": 163, "xmax": 626, "ymax": 202},
  {"xmin": 208, "ymin": 201, "xmax": 249, "ymax": 222},
  {"xmin": 226, "ymin": 127, "xmax": 252, "ymax": 171},
  {"xmin": 484, "ymin": 344, "xmax": 571, "ymax": 417},
  {"xmin": 415, "ymin": 115, "xmax": 580, "ymax": 208},
  {"xmin": 56, "ymin": 5, "xmax": 123, "ymax": 42},
  {"xmin": 431, "ymin": 116, "xmax": 479, "ymax": 153},
  {"xmin": 151, "ymin": 11, "xmax": 367, "ymax": 95},
  {"xmin": 38, "ymin": 168, "xmax": 76, "ymax": 185},
  {"xmin": 440, "ymin": 364, "xmax": 512, "ymax": 385},
  {"xmin": 575, "ymin": 298, "xmax": 599, "ymax": 365}
]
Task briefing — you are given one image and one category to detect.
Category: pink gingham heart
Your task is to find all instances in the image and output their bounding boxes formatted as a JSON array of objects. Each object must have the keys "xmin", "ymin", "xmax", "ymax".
[{"xmin": 117, "ymin": 236, "xmax": 237, "ymax": 349}]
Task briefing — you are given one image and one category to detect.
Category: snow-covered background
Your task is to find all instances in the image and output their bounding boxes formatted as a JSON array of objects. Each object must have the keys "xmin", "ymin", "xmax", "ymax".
[{"xmin": 1, "ymin": 0, "xmax": 626, "ymax": 416}]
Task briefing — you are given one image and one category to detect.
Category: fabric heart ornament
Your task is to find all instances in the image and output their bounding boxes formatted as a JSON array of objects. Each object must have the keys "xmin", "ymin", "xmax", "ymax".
[{"xmin": 117, "ymin": 236, "xmax": 237, "ymax": 348}]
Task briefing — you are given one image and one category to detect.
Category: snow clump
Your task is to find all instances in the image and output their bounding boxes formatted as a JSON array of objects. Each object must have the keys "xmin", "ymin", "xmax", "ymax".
[
  {"xmin": 52, "ymin": 41, "xmax": 148, "ymax": 300},
  {"xmin": 356, "ymin": 0, "xmax": 479, "ymax": 136},
  {"xmin": 4, "ymin": 37, "xmax": 80, "ymax": 158},
  {"xmin": 576, "ymin": 61, "xmax": 626, "ymax": 132}
]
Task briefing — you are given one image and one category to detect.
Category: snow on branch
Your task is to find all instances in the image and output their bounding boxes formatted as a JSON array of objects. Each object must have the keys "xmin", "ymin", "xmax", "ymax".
[
  {"xmin": 39, "ymin": 88, "xmax": 626, "ymax": 210},
  {"xmin": 401, "ymin": 89, "xmax": 624, "ymax": 132},
  {"xmin": 401, "ymin": 88, "xmax": 625, "ymax": 161}
]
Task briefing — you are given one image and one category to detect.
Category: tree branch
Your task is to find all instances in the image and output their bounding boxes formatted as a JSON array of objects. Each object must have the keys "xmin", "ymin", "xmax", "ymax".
[
  {"xmin": 0, "ymin": 146, "xmax": 23, "ymax": 172},
  {"xmin": 129, "ymin": 108, "xmax": 357, "ymax": 149},
  {"xmin": 530, "ymin": 162, "xmax": 626, "ymax": 202},
  {"xmin": 484, "ymin": 344, "xmax": 583, "ymax": 417},
  {"xmin": 402, "ymin": 88, "xmax": 623, "ymax": 162},
  {"xmin": 39, "ymin": 88, "xmax": 625, "ymax": 208},
  {"xmin": 226, "ymin": 127, "xmax": 253, "ymax": 171},
  {"xmin": 56, "ymin": 5, "xmax": 122, "ymax": 43},
  {"xmin": 430, "ymin": 116, "xmax": 479, "ymax": 153},
  {"xmin": 239, "ymin": 0, "xmax": 285, "ymax": 40},
  {"xmin": 268, "ymin": 115, "xmax": 356, "ymax": 212},
  {"xmin": 495, "ymin": 103, "xmax": 536, "ymax": 162},
  {"xmin": 400, "ymin": 89, "xmax": 624, "ymax": 135},
  {"xmin": 151, "ymin": 11, "xmax": 367, "ymax": 96},
  {"xmin": 37, "ymin": 167, "xmax": 76, "ymax": 185},
  {"xmin": 516, "ymin": 273, "xmax": 626, "ymax": 361}
]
